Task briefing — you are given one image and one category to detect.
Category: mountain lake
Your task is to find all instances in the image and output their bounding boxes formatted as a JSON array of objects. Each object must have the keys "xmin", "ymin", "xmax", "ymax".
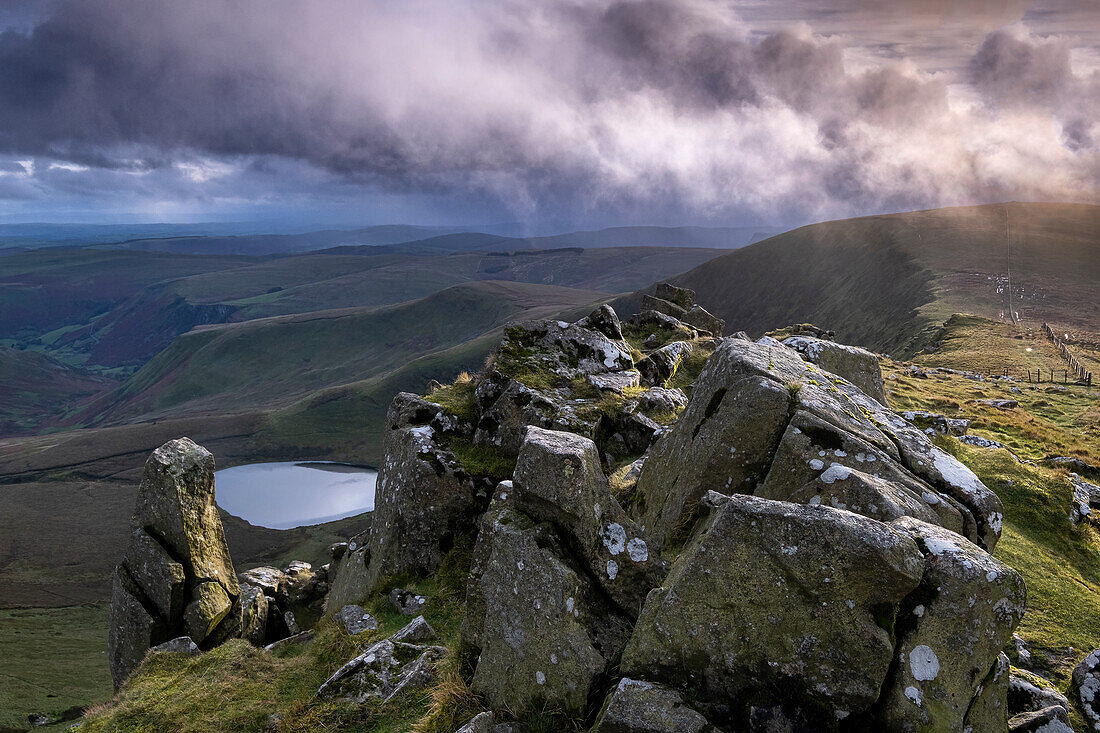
[{"xmin": 214, "ymin": 461, "xmax": 377, "ymax": 529}]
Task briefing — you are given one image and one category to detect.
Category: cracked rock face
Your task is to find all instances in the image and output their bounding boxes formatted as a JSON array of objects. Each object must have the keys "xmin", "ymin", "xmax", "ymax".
[
  {"xmin": 637, "ymin": 338, "xmax": 1004, "ymax": 553},
  {"xmin": 359, "ymin": 394, "xmax": 481, "ymax": 595},
  {"xmin": 876, "ymin": 519, "xmax": 1025, "ymax": 732},
  {"xmin": 513, "ymin": 426, "xmax": 666, "ymax": 617},
  {"xmin": 108, "ymin": 438, "xmax": 241, "ymax": 688},
  {"xmin": 622, "ymin": 494, "xmax": 926, "ymax": 723},
  {"xmin": 783, "ymin": 335, "xmax": 888, "ymax": 405},
  {"xmin": 463, "ymin": 501, "xmax": 633, "ymax": 717}
]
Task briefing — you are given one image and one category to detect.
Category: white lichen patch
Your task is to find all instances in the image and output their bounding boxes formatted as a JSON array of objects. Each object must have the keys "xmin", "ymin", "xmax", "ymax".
[
  {"xmin": 909, "ymin": 645, "xmax": 940, "ymax": 681},
  {"xmin": 627, "ymin": 537, "xmax": 649, "ymax": 563},
  {"xmin": 602, "ymin": 523, "xmax": 627, "ymax": 555},
  {"xmin": 606, "ymin": 559, "xmax": 619, "ymax": 580},
  {"xmin": 810, "ymin": 459, "xmax": 826, "ymax": 471},
  {"xmin": 820, "ymin": 465, "xmax": 851, "ymax": 484}
]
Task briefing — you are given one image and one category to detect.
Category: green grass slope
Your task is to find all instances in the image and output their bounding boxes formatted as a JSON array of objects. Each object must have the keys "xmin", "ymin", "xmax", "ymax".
[
  {"xmin": 635, "ymin": 202, "xmax": 1100, "ymax": 355},
  {"xmin": 84, "ymin": 281, "xmax": 603, "ymax": 425}
]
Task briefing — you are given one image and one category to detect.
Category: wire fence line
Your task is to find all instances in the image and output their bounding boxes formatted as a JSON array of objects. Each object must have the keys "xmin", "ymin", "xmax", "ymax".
[{"xmin": 1043, "ymin": 323, "xmax": 1093, "ymax": 387}]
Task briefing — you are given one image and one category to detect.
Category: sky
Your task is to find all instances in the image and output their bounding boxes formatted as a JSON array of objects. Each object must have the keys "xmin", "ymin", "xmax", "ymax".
[{"xmin": 0, "ymin": 0, "xmax": 1097, "ymax": 230}]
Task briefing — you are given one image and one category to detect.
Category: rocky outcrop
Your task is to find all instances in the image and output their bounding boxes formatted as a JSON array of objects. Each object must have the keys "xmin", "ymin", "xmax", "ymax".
[
  {"xmin": 359, "ymin": 394, "xmax": 483, "ymax": 595},
  {"xmin": 783, "ymin": 335, "xmax": 888, "ymax": 404},
  {"xmin": 637, "ymin": 341, "xmax": 693, "ymax": 387},
  {"xmin": 622, "ymin": 493, "xmax": 926, "ymax": 724},
  {"xmin": 512, "ymin": 427, "xmax": 665, "ymax": 616},
  {"xmin": 875, "ymin": 519, "xmax": 1025, "ymax": 731},
  {"xmin": 636, "ymin": 337, "xmax": 1004, "ymax": 553},
  {"xmin": 309, "ymin": 305, "xmax": 1028, "ymax": 731},
  {"xmin": 463, "ymin": 501, "xmax": 633, "ymax": 716},
  {"xmin": 108, "ymin": 438, "xmax": 241, "ymax": 688}
]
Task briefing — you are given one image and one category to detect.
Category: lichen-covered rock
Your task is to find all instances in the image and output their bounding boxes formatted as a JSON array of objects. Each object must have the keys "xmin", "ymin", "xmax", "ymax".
[
  {"xmin": 636, "ymin": 387, "xmax": 688, "ymax": 414},
  {"xmin": 499, "ymin": 318, "xmax": 634, "ymax": 379},
  {"xmin": 637, "ymin": 341, "xmax": 693, "ymax": 387},
  {"xmin": 474, "ymin": 370, "xmax": 587, "ymax": 453},
  {"xmin": 902, "ymin": 410, "xmax": 970, "ymax": 437},
  {"xmin": 1009, "ymin": 668, "xmax": 1071, "ymax": 718},
  {"xmin": 390, "ymin": 615, "xmax": 436, "ymax": 643},
  {"xmin": 577, "ymin": 304, "xmax": 626, "ymax": 342},
  {"xmin": 456, "ymin": 712, "xmax": 496, "ymax": 733},
  {"xmin": 1009, "ymin": 706, "xmax": 1075, "ymax": 733},
  {"xmin": 655, "ymin": 283, "xmax": 696, "ymax": 310},
  {"xmin": 636, "ymin": 353, "xmax": 792, "ymax": 547},
  {"xmin": 601, "ymin": 411, "xmax": 663, "ymax": 459},
  {"xmin": 681, "ymin": 305, "xmax": 724, "ymax": 338},
  {"xmin": 333, "ymin": 604, "xmax": 378, "ymax": 635},
  {"xmin": 183, "ymin": 580, "xmax": 233, "ymax": 642},
  {"xmin": 875, "ymin": 518, "xmax": 1026, "ymax": 732},
  {"xmin": 389, "ymin": 588, "xmax": 426, "ymax": 616},
  {"xmin": 589, "ymin": 370, "xmax": 642, "ymax": 393},
  {"xmin": 783, "ymin": 335, "xmax": 888, "ymax": 404},
  {"xmin": 1073, "ymin": 649, "xmax": 1100, "ymax": 731},
  {"xmin": 642, "ymin": 293, "xmax": 688, "ymax": 320},
  {"xmin": 324, "ymin": 528, "xmax": 371, "ymax": 615},
  {"xmin": 149, "ymin": 636, "xmax": 201, "ymax": 656},
  {"xmin": 593, "ymin": 678, "xmax": 708, "ymax": 733},
  {"xmin": 108, "ymin": 438, "xmax": 240, "ymax": 688},
  {"xmin": 240, "ymin": 584, "xmax": 269, "ymax": 646},
  {"xmin": 637, "ymin": 338, "xmax": 1003, "ymax": 552},
  {"xmin": 513, "ymin": 427, "xmax": 665, "ymax": 616},
  {"xmin": 317, "ymin": 638, "xmax": 447, "ymax": 704},
  {"xmin": 962, "ymin": 653, "xmax": 1011, "ymax": 733},
  {"xmin": 239, "ymin": 566, "xmax": 288, "ymax": 607},
  {"xmin": 465, "ymin": 503, "xmax": 631, "ymax": 716},
  {"xmin": 622, "ymin": 494, "xmax": 925, "ymax": 723},
  {"xmin": 757, "ymin": 410, "xmax": 969, "ymax": 537},
  {"xmin": 361, "ymin": 395, "xmax": 480, "ymax": 593},
  {"xmin": 628, "ymin": 310, "xmax": 697, "ymax": 341}
]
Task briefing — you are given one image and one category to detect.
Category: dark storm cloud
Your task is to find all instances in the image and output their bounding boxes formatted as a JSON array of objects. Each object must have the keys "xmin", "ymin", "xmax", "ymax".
[{"xmin": 0, "ymin": 0, "xmax": 1096, "ymax": 224}]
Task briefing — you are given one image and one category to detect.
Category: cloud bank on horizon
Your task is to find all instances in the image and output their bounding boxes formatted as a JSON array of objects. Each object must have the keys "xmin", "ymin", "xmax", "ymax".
[{"xmin": 0, "ymin": 0, "xmax": 1097, "ymax": 227}]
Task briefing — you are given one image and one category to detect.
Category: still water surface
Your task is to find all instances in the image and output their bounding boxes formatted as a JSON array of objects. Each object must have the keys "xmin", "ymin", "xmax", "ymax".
[{"xmin": 215, "ymin": 461, "xmax": 377, "ymax": 529}]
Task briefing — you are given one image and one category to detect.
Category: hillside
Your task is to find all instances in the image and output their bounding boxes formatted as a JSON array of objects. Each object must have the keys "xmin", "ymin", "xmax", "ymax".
[
  {"xmin": 0, "ymin": 348, "xmax": 115, "ymax": 436},
  {"xmin": 631, "ymin": 203, "xmax": 1100, "ymax": 356},
  {"xmin": 81, "ymin": 281, "xmax": 605, "ymax": 426}
]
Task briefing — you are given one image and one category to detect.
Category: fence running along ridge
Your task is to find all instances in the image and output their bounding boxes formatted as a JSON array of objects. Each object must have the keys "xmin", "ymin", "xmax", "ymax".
[
  {"xmin": 977, "ymin": 366, "xmax": 1089, "ymax": 385},
  {"xmin": 1042, "ymin": 323, "xmax": 1093, "ymax": 387}
]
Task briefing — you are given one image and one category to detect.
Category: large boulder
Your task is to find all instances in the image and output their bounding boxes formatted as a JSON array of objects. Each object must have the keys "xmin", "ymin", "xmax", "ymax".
[
  {"xmin": 359, "ymin": 394, "xmax": 482, "ymax": 594},
  {"xmin": 681, "ymin": 305, "xmax": 724, "ymax": 338},
  {"xmin": 636, "ymin": 338, "xmax": 1004, "ymax": 552},
  {"xmin": 757, "ymin": 410, "xmax": 972, "ymax": 540},
  {"xmin": 782, "ymin": 335, "xmax": 888, "ymax": 405},
  {"xmin": 108, "ymin": 438, "xmax": 241, "ymax": 688},
  {"xmin": 621, "ymin": 493, "xmax": 925, "ymax": 724},
  {"xmin": 875, "ymin": 518, "xmax": 1026, "ymax": 731},
  {"xmin": 512, "ymin": 427, "xmax": 665, "ymax": 616},
  {"xmin": 464, "ymin": 502, "xmax": 632, "ymax": 717}
]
